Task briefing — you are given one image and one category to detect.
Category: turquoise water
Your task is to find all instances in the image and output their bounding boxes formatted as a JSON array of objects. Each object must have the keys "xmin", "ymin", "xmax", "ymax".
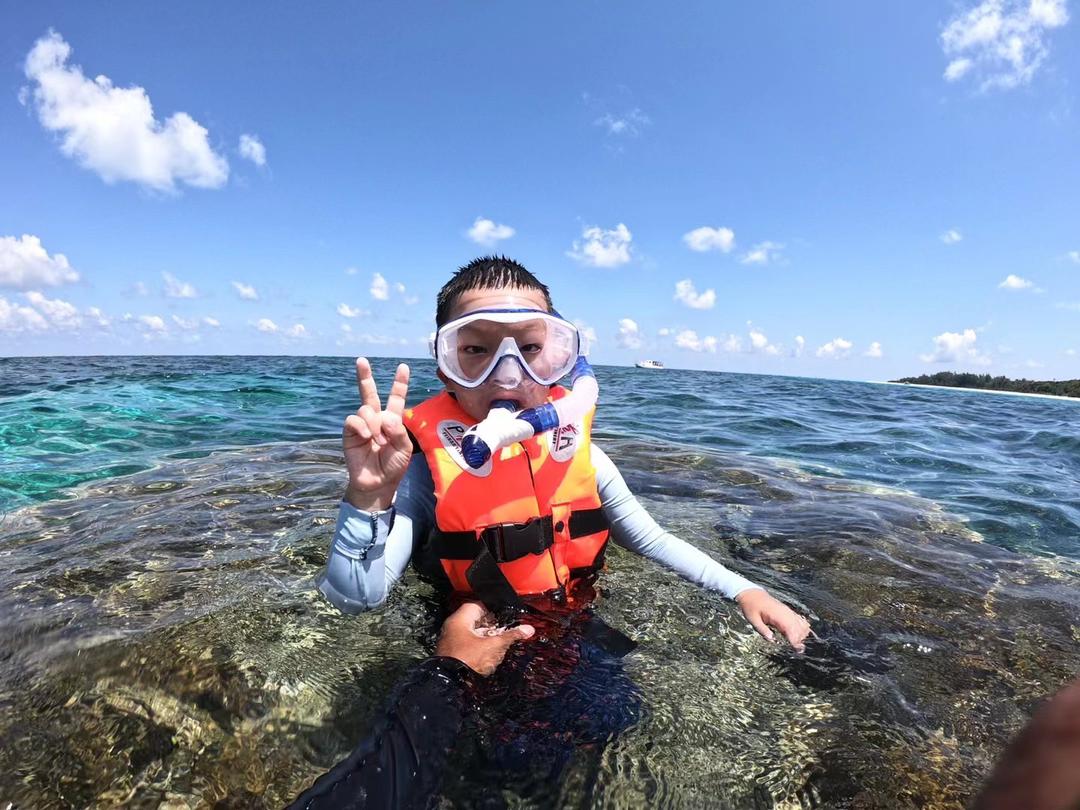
[
  {"xmin": 2, "ymin": 355, "xmax": 1079, "ymax": 807},
  {"xmin": 3, "ymin": 355, "xmax": 1078, "ymax": 556}
]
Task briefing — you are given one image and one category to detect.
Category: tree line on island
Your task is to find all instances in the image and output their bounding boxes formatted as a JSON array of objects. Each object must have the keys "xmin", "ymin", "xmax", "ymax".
[{"xmin": 892, "ymin": 372, "xmax": 1080, "ymax": 399}]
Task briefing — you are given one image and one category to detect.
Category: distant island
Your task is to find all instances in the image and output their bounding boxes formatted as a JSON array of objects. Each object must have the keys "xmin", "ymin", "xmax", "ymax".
[{"xmin": 891, "ymin": 372, "xmax": 1080, "ymax": 399}]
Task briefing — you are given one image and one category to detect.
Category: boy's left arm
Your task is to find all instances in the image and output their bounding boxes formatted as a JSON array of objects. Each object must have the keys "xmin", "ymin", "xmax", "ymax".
[{"xmin": 592, "ymin": 444, "xmax": 811, "ymax": 651}]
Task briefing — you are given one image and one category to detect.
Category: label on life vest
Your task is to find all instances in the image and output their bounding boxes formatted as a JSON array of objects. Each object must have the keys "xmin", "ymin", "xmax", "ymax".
[
  {"xmin": 436, "ymin": 419, "xmax": 493, "ymax": 477},
  {"xmin": 549, "ymin": 420, "xmax": 582, "ymax": 463}
]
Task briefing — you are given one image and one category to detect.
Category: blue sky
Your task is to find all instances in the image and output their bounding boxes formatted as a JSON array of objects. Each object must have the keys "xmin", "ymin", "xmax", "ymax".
[{"xmin": 2, "ymin": 1, "xmax": 1078, "ymax": 380}]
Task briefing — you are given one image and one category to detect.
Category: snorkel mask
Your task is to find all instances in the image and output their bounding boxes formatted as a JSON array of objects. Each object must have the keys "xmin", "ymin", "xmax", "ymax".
[
  {"xmin": 430, "ymin": 309, "xmax": 583, "ymax": 390},
  {"xmin": 430, "ymin": 308, "xmax": 598, "ymax": 468}
]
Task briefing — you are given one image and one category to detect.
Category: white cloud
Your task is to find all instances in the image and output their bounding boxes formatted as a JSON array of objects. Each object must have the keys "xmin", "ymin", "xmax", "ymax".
[
  {"xmin": 748, "ymin": 326, "xmax": 780, "ymax": 355},
  {"xmin": 1, "ymin": 294, "xmax": 115, "ymax": 332},
  {"xmin": 163, "ymin": 271, "xmax": 198, "ymax": 299},
  {"xmin": 86, "ymin": 306, "xmax": 110, "ymax": 328},
  {"xmin": 138, "ymin": 314, "xmax": 166, "ymax": 333},
  {"xmin": 285, "ymin": 323, "xmax": 308, "ymax": 339},
  {"xmin": 341, "ymin": 322, "xmax": 352, "ymax": 333},
  {"xmin": 657, "ymin": 327, "xmax": 672, "ymax": 337},
  {"xmin": 567, "ymin": 224, "xmax": 633, "ymax": 268},
  {"xmin": 131, "ymin": 281, "xmax": 149, "ymax": 296},
  {"xmin": 941, "ymin": 0, "xmax": 1070, "ymax": 90},
  {"xmin": 0, "ymin": 295, "xmax": 49, "ymax": 331},
  {"xmin": 0, "ymin": 234, "xmax": 80, "ymax": 289},
  {"xmin": 616, "ymin": 318, "xmax": 643, "ymax": 349},
  {"xmin": 370, "ymin": 272, "xmax": 389, "ymax": 301},
  {"xmin": 345, "ymin": 266, "xmax": 360, "ymax": 275},
  {"xmin": 683, "ymin": 226, "xmax": 735, "ymax": 253},
  {"xmin": 171, "ymin": 315, "xmax": 198, "ymax": 330},
  {"xmin": 337, "ymin": 303, "xmax": 365, "ymax": 318},
  {"xmin": 792, "ymin": 335, "xmax": 806, "ymax": 358},
  {"xmin": 998, "ymin": 273, "xmax": 1034, "ymax": 290},
  {"xmin": 721, "ymin": 334, "xmax": 743, "ymax": 353},
  {"xmin": 202, "ymin": 316, "xmax": 220, "ymax": 328},
  {"xmin": 238, "ymin": 134, "xmax": 266, "ymax": 167},
  {"xmin": 920, "ymin": 328, "xmax": 991, "ymax": 365},
  {"xmin": 1067, "ymin": 251, "xmax": 1080, "ymax": 264},
  {"xmin": 864, "ymin": 341, "xmax": 884, "ymax": 358},
  {"xmin": 256, "ymin": 318, "xmax": 278, "ymax": 333},
  {"xmin": 467, "ymin": 217, "xmax": 515, "ymax": 247},
  {"xmin": 944, "ymin": 57, "xmax": 975, "ymax": 80},
  {"xmin": 1066, "ymin": 348, "xmax": 1077, "ymax": 356},
  {"xmin": 393, "ymin": 281, "xmax": 419, "ymax": 306},
  {"xmin": 673, "ymin": 279, "xmax": 716, "ymax": 310},
  {"xmin": 337, "ymin": 331, "xmax": 423, "ymax": 348},
  {"xmin": 674, "ymin": 329, "xmax": 720, "ymax": 353},
  {"xmin": 24, "ymin": 291, "xmax": 82, "ymax": 329},
  {"xmin": 573, "ymin": 319, "xmax": 598, "ymax": 348},
  {"xmin": 739, "ymin": 241, "xmax": 784, "ymax": 266},
  {"xmin": 594, "ymin": 108, "xmax": 650, "ymax": 136},
  {"xmin": 816, "ymin": 337, "xmax": 854, "ymax": 359},
  {"xmin": 23, "ymin": 30, "xmax": 228, "ymax": 192},
  {"xmin": 231, "ymin": 281, "xmax": 258, "ymax": 300},
  {"xmin": 941, "ymin": 228, "xmax": 963, "ymax": 244}
]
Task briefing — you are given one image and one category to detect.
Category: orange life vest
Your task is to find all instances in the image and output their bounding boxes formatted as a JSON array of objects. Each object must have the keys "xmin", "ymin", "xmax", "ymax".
[{"xmin": 404, "ymin": 387, "xmax": 609, "ymax": 602}]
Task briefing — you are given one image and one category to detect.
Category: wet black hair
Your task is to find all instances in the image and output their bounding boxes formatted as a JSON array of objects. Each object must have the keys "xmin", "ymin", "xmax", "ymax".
[{"xmin": 435, "ymin": 256, "xmax": 553, "ymax": 326}]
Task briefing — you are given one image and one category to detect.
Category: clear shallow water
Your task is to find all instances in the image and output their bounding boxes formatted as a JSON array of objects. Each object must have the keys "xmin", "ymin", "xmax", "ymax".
[{"xmin": 1, "ymin": 355, "xmax": 1079, "ymax": 808}]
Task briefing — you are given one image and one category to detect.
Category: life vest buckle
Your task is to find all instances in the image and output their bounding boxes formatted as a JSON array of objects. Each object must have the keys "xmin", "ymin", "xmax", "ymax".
[{"xmin": 478, "ymin": 517, "xmax": 555, "ymax": 563}]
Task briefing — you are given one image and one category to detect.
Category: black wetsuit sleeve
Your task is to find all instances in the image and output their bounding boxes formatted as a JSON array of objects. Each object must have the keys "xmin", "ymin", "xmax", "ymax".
[{"xmin": 287, "ymin": 657, "xmax": 473, "ymax": 810}]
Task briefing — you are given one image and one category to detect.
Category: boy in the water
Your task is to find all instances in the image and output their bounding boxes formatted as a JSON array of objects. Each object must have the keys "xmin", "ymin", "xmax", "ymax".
[{"xmin": 320, "ymin": 256, "xmax": 810, "ymax": 650}]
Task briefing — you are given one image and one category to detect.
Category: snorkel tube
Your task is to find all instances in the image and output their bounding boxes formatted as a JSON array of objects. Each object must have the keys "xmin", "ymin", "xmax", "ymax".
[{"xmin": 460, "ymin": 332, "xmax": 598, "ymax": 469}]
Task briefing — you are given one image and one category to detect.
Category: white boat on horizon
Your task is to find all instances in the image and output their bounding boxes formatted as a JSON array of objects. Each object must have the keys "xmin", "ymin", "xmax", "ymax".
[{"xmin": 635, "ymin": 359, "xmax": 665, "ymax": 369}]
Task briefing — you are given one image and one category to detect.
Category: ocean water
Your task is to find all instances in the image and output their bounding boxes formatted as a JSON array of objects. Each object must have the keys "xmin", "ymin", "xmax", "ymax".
[{"xmin": 1, "ymin": 355, "xmax": 1078, "ymax": 808}]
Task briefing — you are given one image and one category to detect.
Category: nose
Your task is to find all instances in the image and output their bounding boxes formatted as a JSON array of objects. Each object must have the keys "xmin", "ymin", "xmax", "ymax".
[{"xmin": 490, "ymin": 355, "xmax": 523, "ymax": 389}]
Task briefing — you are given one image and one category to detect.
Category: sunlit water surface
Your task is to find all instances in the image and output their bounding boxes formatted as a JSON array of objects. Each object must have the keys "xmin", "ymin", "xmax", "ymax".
[{"xmin": 1, "ymin": 356, "xmax": 1079, "ymax": 808}]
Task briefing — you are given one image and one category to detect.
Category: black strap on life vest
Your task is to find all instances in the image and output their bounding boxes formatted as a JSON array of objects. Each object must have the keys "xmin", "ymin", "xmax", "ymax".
[
  {"xmin": 432, "ymin": 507, "xmax": 609, "ymax": 623},
  {"xmin": 464, "ymin": 546, "xmax": 529, "ymax": 620},
  {"xmin": 432, "ymin": 508, "xmax": 608, "ymax": 563}
]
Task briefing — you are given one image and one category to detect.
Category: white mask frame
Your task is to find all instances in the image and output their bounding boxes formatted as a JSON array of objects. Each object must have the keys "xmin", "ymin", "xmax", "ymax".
[{"xmin": 430, "ymin": 308, "xmax": 585, "ymax": 389}]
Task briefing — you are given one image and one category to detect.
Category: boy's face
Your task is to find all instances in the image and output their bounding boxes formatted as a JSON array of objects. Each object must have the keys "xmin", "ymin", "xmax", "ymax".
[{"xmin": 440, "ymin": 286, "xmax": 554, "ymax": 420}]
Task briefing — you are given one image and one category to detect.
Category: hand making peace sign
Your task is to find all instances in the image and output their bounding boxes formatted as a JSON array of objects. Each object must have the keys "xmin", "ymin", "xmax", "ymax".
[{"xmin": 343, "ymin": 358, "xmax": 413, "ymax": 511}]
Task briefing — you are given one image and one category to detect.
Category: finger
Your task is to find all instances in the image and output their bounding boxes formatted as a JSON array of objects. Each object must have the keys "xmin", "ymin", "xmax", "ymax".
[
  {"xmin": 489, "ymin": 624, "xmax": 536, "ymax": 655},
  {"xmin": 344, "ymin": 413, "xmax": 374, "ymax": 443},
  {"xmin": 358, "ymin": 404, "xmax": 386, "ymax": 446},
  {"xmin": 355, "ymin": 357, "xmax": 382, "ymax": 413},
  {"xmin": 747, "ymin": 612, "xmax": 776, "ymax": 644},
  {"xmin": 778, "ymin": 617, "xmax": 810, "ymax": 652},
  {"xmin": 447, "ymin": 601, "xmax": 488, "ymax": 630},
  {"xmin": 385, "ymin": 364, "xmax": 410, "ymax": 416},
  {"xmin": 380, "ymin": 410, "xmax": 412, "ymax": 454}
]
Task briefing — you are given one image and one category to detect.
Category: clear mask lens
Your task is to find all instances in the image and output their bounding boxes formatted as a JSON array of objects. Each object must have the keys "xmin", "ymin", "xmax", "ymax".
[{"xmin": 433, "ymin": 310, "xmax": 581, "ymax": 389}]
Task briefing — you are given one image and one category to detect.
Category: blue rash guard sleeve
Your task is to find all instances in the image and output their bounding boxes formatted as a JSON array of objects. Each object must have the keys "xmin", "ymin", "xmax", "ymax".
[
  {"xmin": 318, "ymin": 442, "xmax": 762, "ymax": 612},
  {"xmin": 317, "ymin": 454, "xmax": 435, "ymax": 613}
]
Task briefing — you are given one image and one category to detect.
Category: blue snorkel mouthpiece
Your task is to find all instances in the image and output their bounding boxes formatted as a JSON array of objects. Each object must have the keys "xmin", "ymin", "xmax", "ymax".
[{"xmin": 461, "ymin": 399, "xmax": 517, "ymax": 467}]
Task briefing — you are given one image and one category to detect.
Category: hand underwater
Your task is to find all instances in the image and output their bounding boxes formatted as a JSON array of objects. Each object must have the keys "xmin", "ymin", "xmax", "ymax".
[
  {"xmin": 735, "ymin": 589, "xmax": 811, "ymax": 652},
  {"xmin": 434, "ymin": 602, "xmax": 536, "ymax": 676}
]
